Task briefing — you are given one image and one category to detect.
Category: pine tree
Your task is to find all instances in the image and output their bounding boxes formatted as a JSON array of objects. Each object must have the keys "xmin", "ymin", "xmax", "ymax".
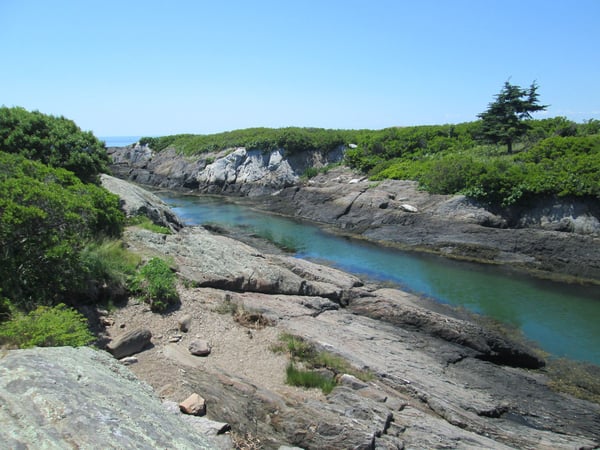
[{"xmin": 478, "ymin": 81, "xmax": 547, "ymax": 153}]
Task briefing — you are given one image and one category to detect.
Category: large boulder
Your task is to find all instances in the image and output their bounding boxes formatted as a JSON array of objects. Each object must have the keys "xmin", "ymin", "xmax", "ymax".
[
  {"xmin": 100, "ymin": 173, "xmax": 183, "ymax": 231},
  {"xmin": 0, "ymin": 347, "xmax": 216, "ymax": 449}
]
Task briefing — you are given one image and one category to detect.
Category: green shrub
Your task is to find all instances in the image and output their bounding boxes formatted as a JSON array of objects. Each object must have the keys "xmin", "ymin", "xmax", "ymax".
[
  {"xmin": 0, "ymin": 106, "xmax": 110, "ymax": 183},
  {"xmin": 79, "ymin": 240, "xmax": 140, "ymax": 303},
  {"xmin": 273, "ymin": 333, "xmax": 316, "ymax": 360},
  {"xmin": 127, "ymin": 215, "xmax": 171, "ymax": 234},
  {"xmin": 0, "ymin": 152, "xmax": 125, "ymax": 309},
  {"xmin": 0, "ymin": 303, "xmax": 94, "ymax": 348},
  {"xmin": 131, "ymin": 257, "xmax": 179, "ymax": 312},
  {"xmin": 302, "ymin": 166, "xmax": 319, "ymax": 179},
  {"xmin": 285, "ymin": 363, "xmax": 336, "ymax": 394}
]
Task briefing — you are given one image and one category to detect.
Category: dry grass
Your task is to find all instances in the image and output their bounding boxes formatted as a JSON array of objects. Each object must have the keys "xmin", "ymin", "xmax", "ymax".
[{"xmin": 231, "ymin": 431, "xmax": 262, "ymax": 450}]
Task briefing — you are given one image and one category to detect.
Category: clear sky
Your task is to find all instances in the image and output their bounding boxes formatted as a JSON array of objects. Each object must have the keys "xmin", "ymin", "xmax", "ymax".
[{"xmin": 1, "ymin": 0, "xmax": 598, "ymax": 137}]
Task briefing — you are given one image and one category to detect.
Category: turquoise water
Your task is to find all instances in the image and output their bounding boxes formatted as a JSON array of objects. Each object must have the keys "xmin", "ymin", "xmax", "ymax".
[{"xmin": 159, "ymin": 193, "xmax": 600, "ymax": 365}]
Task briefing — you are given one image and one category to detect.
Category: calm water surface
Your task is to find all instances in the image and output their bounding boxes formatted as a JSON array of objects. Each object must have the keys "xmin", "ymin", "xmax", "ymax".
[
  {"xmin": 100, "ymin": 136, "xmax": 141, "ymax": 147},
  {"xmin": 159, "ymin": 193, "xmax": 600, "ymax": 365}
]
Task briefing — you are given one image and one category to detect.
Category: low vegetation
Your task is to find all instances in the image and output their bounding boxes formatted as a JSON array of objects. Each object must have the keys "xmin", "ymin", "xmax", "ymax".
[
  {"xmin": 272, "ymin": 333, "xmax": 373, "ymax": 394},
  {"xmin": 213, "ymin": 295, "xmax": 274, "ymax": 329},
  {"xmin": 140, "ymin": 126, "xmax": 350, "ymax": 156},
  {"xmin": 141, "ymin": 117, "xmax": 600, "ymax": 210},
  {"xmin": 285, "ymin": 363, "xmax": 336, "ymax": 394},
  {"xmin": 0, "ymin": 106, "xmax": 110, "ymax": 183},
  {"xmin": 545, "ymin": 358, "xmax": 600, "ymax": 404},
  {"xmin": 141, "ymin": 82, "xmax": 599, "ymax": 211},
  {"xmin": 0, "ymin": 151, "xmax": 125, "ymax": 310},
  {"xmin": 0, "ymin": 304, "xmax": 94, "ymax": 348},
  {"xmin": 127, "ymin": 215, "xmax": 172, "ymax": 234},
  {"xmin": 130, "ymin": 257, "xmax": 179, "ymax": 312}
]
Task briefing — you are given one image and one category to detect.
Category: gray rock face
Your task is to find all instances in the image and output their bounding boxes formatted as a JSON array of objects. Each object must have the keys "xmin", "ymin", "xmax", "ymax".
[
  {"xmin": 262, "ymin": 168, "xmax": 600, "ymax": 282},
  {"xmin": 234, "ymin": 293, "xmax": 599, "ymax": 450},
  {"xmin": 0, "ymin": 347, "xmax": 216, "ymax": 449},
  {"xmin": 100, "ymin": 173, "xmax": 183, "ymax": 231},
  {"xmin": 196, "ymin": 148, "xmax": 298, "ymax": 194},
  {"xmin": 108, "ymin": 144, "xmax": 344, "ymax": 196},
  {"xmin": 124, "ymin": 227, "xmax": 351, "ymax": 302},
  {"xmin": 350, "ymin": 288, "xmax": 545, "ymax": 369}
]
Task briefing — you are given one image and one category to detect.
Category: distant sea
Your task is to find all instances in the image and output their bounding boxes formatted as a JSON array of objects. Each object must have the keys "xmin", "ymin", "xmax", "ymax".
[{"xmin": 100, "ymin": 136, "xmax": 141, "ymax": 147}]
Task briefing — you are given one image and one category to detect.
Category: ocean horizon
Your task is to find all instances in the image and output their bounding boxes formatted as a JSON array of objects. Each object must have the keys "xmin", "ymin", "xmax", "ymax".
[{"xmin": 100, "ymin": 136, "xmax": 141, "ymax": 147}]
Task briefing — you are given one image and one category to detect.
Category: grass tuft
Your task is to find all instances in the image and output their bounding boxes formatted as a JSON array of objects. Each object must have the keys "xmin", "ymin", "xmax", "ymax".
[
  {"xmin": 286, "ymin": 363, "xmax": 336, "ymax": 394},
  {"xmin": 127, "ymin": 215, "xmax": 171, "ymax": 234},
  {"xmin": 273, "ymin": 333, "xmax": 374, "ymax": 393}
]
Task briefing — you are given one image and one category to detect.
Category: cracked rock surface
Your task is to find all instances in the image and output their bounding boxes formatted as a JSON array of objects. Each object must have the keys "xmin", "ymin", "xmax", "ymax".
[{"xmin": 111, "ymin": 224, "xmax": 599, "ymax": 449}]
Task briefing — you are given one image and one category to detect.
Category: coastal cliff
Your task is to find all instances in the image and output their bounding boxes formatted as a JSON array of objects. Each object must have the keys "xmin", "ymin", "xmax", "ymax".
[{"xmin": 108, "ymin": 144, "xmax": 600, "ymax": 283}]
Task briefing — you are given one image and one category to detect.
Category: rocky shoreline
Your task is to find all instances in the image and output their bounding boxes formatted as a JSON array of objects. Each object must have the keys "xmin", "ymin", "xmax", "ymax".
[
  {"xmin": 2, "ymin": 175, "xmax": 599, "ymax": 449},
  {"xmin": 107, "ymin": 144, "xmax": 600, "ymax": 284}
]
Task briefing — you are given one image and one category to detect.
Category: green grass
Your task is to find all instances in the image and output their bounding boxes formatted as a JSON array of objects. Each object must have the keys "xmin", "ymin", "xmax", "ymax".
[
  {"xmin": 127, "ymin": 215, "xmax": 171, "ymax": 234},
  {"xmin": 273, "ymin": 333, "xmax": 374, "ymax": 393},
  {"xmin": 286, "ymin": 363, "xmax": 336, "ymax": 394}
]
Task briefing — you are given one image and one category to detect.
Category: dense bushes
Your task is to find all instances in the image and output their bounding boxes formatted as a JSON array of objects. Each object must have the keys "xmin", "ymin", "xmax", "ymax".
[
  {"xmin": 347, "ymin": 119, "xmax": 600, "ymax": 208},
  {"xmin": 0, "ymin": 106, "xmax": 110, "ymax": 183},
  {"xmin": 0, "ymin": 107, "xmax": 189, "ymax": 349},
  {"xmin": 0, "ymin": 152, "xmax": 125, "ymax": 309},
  {"xmin": 141, "ymin": 127, "xmax": 351, "ymax": 155},
  {"xmin": 0, "ymin": 304, "xmax": 95, "ymax": 348}
]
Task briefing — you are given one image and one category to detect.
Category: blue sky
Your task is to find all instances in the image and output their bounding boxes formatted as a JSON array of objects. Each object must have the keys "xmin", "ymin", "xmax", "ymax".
[{"xmin": 1, "ymin": 0, "xmax": 598, "ymax": 136}]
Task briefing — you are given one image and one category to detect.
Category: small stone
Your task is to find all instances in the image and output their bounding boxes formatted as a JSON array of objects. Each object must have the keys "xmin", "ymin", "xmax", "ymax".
[
  {"xmin": 179, "ymin": 393, "xmax": 206, "ymax": 416},
  {"xmin": 169, "ymin": 335, "xmax": 182, "ymax": 343},
  {"xmin": 399, "ymin": 203, "xmax": 418, "ymax": 213},
  {"xmin": 178, "ymin": 314, "xmax": 192, "ymax": 332},
  {"xmin": 338, "ymin": 373, "xmax": 368, "ymax": 390},
  {"xmin": 119, "ymin": 356, "xmax": 138, "ymax": 366},
  {"xmin": 313, "ymin": 368, "xmax": 335, "ymax": 381},
  {"xmin": 100, "ymin": 317, "xmax": 115, "ymax": 327},
  {"xmin": 189, "ymin": 339, "xmax": 211, "ymax": 356}
]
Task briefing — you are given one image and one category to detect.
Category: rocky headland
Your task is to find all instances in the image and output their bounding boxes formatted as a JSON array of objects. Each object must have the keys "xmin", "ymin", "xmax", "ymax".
[
  {"xmin": 3, "ymin": 174, "xmax": 598, "ymax": 449},
  {"xmin": 107, "ymin": 143, "xmax": 600, "ymax": 283}
]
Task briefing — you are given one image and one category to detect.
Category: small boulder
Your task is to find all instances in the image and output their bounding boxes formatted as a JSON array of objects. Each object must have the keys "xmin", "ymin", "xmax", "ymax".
[
  {"xmin": 179, "ymin": 393, "xmax": 206, "ymax": 416},
  {"xmin": 178, "ymin": 314, "xmax": 193, "ymax": 332},
  {"xmin": 106, "ymin": 328, "xmax": 152, "ymax": 359},
  {"xmin": 189, "ymin": 340, "xmax": 211, "ymax": 357},
  {"xmin": 399, "ymin": 204, "xmax": 418, "ymax": 213},
  {"xmin": 338, "ymin": 373, "xmax": 368, "ymax": 390}
]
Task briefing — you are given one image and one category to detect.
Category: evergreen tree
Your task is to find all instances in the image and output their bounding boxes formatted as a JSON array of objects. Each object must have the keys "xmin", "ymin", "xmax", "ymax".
[{"xmin": 478, "ymin": 81, "xmax": 547, "ymax": 153}]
